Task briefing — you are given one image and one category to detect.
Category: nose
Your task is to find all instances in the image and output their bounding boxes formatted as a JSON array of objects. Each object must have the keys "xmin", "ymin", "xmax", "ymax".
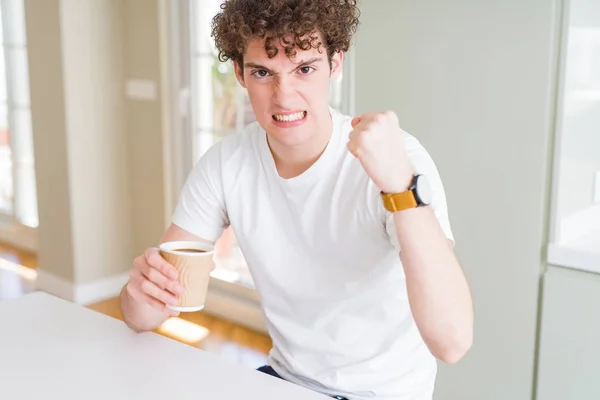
[{"xmin": 272, "ymin": 76, "xmax": 296, "ymax": 108}]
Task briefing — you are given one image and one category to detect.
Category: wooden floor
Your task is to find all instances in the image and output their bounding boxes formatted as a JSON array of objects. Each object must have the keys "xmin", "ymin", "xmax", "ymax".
[
  {"xmin": 0, "ymin": 244, "xmax": 38, "ymax": 302},
  {"xmin": 0, "ymin": 243, "xmax": 272, "ymax": 368}
]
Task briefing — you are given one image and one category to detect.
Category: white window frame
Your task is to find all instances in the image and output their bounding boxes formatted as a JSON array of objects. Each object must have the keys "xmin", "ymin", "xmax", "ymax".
[
  {"xmin": 161, "ymin": 0, "xmax": 354, "ymax": 332},
  {"xmin": 0, "ymin": 0, "xmax": 37, "ymax": 252},
  {"xmin": 547, "ymin": 0, "xmax": 600, "ymax": 246}
]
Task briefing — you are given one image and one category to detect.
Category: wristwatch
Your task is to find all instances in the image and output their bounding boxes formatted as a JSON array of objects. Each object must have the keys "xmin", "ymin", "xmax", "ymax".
[{"xmin": 381, "ymin": 174, "xmax": 432, "ymax": 212}]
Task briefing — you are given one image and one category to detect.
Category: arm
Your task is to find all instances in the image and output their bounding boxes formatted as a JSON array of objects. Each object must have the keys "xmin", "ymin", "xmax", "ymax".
[
  {"xmin": 120, "ymin": 223, "xmax": 214, "ymax": 333},
  {"xmin": 121, "ymin": 141, "xmax": 228, "ymax": 333},
  {"xmin": 348, "ymin": 110, "xmax": 473, "ymax": 363},
  {"xmin": 394, "ymin": 206, "xmax": 473, "ymax": 363}
]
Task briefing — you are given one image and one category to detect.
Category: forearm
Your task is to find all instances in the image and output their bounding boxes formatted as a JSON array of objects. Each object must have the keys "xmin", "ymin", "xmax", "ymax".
[
  {"xmin": 119, "ymin": 284, "xmax": 170, "ymax": 333},
  {"xmin": 394, "ymin": 206, "xmax": 473, "ymax": 363}
]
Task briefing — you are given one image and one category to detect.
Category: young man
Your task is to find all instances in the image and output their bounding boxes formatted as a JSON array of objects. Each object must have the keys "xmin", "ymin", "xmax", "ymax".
[{"xmin": 120, "ymin": 1, "xmax": 473, "ymax": 399}]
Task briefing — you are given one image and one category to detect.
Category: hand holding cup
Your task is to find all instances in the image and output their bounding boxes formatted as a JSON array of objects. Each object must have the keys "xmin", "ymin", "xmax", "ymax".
[{"xmin": 126, "ymin": 241, "xmax": 215, "ymax": 315}]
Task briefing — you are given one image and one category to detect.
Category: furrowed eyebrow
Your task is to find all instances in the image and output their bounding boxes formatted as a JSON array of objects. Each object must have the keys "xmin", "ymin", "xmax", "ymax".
[
  {"xmin": 244, "ymin": 62, "xmax": 273, "ymax": 72},
  {"xmin": 294, "ymin": 57, "xmax": 323, "ymax": 67},
  {"xmin": 244, "ymin": 57, "xmax": 324, "ymax": 73}
]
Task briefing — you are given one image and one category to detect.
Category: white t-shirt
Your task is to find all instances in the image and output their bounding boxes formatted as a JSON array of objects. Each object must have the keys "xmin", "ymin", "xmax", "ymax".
[{"xmin": 172, "ymin": 108, "xmax": 454, "ymax": 400}]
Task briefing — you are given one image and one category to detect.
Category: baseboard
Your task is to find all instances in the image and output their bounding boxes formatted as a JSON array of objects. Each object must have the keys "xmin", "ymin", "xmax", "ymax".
[
  {"xmin": 74, "ymin": 272, "xmax": 129, "ymax": 305},
  {"xmin": 0, "ymin": 222, "xmax": 37, "ymax": 253},
  {"xmin": 36, "ymin": 269, "xmax": 74, "ymax": 301},
  {"xmin": 35, "ymin": 269, "xmax": 269, "ymax": 334},
  {"xmin": 36, "ymin": 270, "xmax": 129, "ymax": 305}
]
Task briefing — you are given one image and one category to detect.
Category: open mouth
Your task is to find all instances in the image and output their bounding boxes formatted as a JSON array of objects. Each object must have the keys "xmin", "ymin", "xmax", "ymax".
[{"xmin": 272, "ymin": 111, "xmax": 307, "ymax": 123}]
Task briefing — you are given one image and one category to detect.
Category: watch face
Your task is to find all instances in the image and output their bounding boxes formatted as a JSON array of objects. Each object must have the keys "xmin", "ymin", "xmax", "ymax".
[{"xmin": 415, "ymin": 175, "xmax": 432, "ymax": 205}]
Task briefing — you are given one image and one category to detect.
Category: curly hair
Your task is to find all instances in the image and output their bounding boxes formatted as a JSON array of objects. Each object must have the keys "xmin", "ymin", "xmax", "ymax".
[{"xmin": 211, "ymin": 0, "xmax": 360, "ymax": 68}]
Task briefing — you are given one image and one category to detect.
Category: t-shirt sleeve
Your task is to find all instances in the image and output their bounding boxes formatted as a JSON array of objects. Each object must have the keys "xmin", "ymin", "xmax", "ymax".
[
  {"xmin": 171, "ymin": 145, "xmax": 229, "ymax": 243},
  {"xmin": 384, "ymin": 133, "xmax": 455, "ymax": 252}
]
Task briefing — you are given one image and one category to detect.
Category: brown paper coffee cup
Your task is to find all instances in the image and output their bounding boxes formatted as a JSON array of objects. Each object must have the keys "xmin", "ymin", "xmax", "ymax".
[{"xmin": 159, "ymin": 241, "xmax": 214, "ymax": 312}]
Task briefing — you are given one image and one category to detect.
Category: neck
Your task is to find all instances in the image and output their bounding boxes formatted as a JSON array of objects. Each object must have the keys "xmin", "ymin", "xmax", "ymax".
[{"xmin": 268, "ymin": 112, "xmax": 333, "ymax": 179}]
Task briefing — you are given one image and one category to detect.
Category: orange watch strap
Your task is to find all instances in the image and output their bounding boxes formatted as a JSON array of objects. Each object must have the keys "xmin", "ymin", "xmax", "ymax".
[{"xmin": 381, "ymin": 190, "xmax": 418, "ymax": 212}]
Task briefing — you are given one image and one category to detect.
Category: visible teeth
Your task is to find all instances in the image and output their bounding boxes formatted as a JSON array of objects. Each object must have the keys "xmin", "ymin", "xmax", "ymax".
[{"xmin": 274, "ymin": 112, "xmax": 305, "ymax": 122}]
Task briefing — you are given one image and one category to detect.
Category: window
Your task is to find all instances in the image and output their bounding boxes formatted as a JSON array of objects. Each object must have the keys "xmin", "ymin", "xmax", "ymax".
[
  {"xmin": 549, "ymin": 0, "xmax": 600, "ymax": 246},
  {"xmin": 0, "ymin": 0, "xmax": 37, "ymax": 229},
  {"xmin": 172, "ymin": 0, "xmax": 353, "ymax": 289}
]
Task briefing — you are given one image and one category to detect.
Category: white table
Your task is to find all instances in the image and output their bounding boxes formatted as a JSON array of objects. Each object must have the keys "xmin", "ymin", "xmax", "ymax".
[{"xmin": 0, "ymin": 291, "xmax": 329, "ymax": 399}]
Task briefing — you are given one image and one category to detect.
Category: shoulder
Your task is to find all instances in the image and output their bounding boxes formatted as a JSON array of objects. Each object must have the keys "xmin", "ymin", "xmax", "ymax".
[
  {"xmin": 195, "ymin": 121, "xmax": 263, "ymax": 169},
  {"xmin": 401, "ymin": 130, "xmax": 444, "ymax": 180},
  {"xmin": 205, "ymin": 121, "xmax": 262, "ymax": 157}
]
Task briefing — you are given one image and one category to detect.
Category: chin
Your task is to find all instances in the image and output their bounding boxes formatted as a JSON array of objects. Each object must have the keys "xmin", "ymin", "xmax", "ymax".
[{"xmin": 268, "ymin": 126, "xmax": 313, "ymax": 147}]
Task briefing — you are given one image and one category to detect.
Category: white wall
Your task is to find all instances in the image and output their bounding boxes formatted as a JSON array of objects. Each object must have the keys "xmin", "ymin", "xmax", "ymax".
[
  {"xmin": 353, "ymin": 1, "xmax": 561, "ymax": 399},
  {"xmin": 24, "ymin": 0, "xmax": 167, "ymax": 301},
  {"xmin": 25, "ymin": 0, "xmax": 75, "ymax": 281},
  {"xmin": 20, "ymin": 0, "xmax": 195, "ymax": 304},
  {"xmin": 25, "ymin": 0, "xmax": 134, "ymax": 296},
  {"xmin": 59, "ymin": 0, "xmax": 133, "ymax": 283},
  {"xmin": 123, "ymin": 0, "xmax": 169, "ymax": 255}
]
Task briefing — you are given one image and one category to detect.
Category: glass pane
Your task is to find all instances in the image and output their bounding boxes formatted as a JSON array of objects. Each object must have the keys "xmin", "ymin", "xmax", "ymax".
[
  {"xmin": 195, "ymin": 57, "xmax": 253, "ymax": 132},
  {"xmin": 11, "ymin": 107, "xmax": 32, "ymax": 160},
  {"xmin": 1, "ymin": 0, "xmax": 26, "ymax": 46},
  {"xmin": 211, "ymin": 60, "xmax": 239, "ymax": 132},
  {"xmin": 0, "ymin": 2, "xmax": 4, "ymax": 45},
  {"xmin": 0, "ymin": 104, "xmax": 12, "ymax": 214},
  {"xmin": 194, "ymin": 54, "xmax": 214, "ymax": 133},
  {"xmin": 9, "ymin": 47, "xmax": 29, "ymax": 106},
  {"xmin": 12, "ymin": 107, "xmax": 37, "ymax": 227},
  {"xmin": 14, "ymin": 161, "xmax": 37, "ymax": 227},
  {"xmin": 193, "ymin": 0, "xmax": 221, "ymax": 54},
  {"xmin": 212, "ymin": 226, "xmax": 254, "ymax": 288},
  {"xmin": 0, "ymin": 46, "xmax": 6, "ymax": 104}
]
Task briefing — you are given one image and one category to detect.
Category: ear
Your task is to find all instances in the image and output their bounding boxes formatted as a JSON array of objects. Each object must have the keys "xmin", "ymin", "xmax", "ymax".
[
  {"xmin": 329, "ymin": 51, "xmax": 344, "ymax": 82},
  {"xmin": 234, "ymin": 61, "xmax": 247, "ymax": 89}
]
